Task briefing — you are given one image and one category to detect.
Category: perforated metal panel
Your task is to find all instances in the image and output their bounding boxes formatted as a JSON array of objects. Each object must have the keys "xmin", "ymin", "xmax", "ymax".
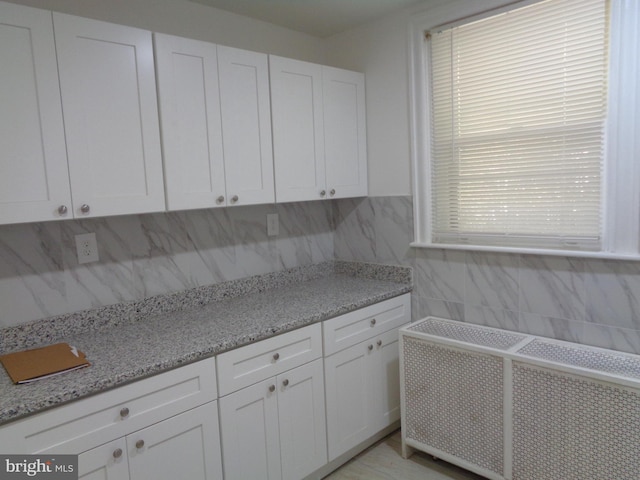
[
  {"xmin": 407, "ymin": 317, "xmax": 526, "ymax": 351},
  {"xmin": 512, "ymin": 363, "xmax": 640, "ymax": 480},
  {"xmin": 403, "ymin": 337, "xmax": 504, "ymax": 476},
  {"xmin": 518, "ymin": 339, "xmax": 640, "ymax": 380}
]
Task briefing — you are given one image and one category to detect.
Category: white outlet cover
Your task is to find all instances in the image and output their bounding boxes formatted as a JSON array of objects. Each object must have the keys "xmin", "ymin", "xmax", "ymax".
[
  {"xmin": 75, "ymin": 232, "xmax": 99, "ymax": 264},
  {"xmin": 267, "ymin": 213, "xmax": 279, "ymax": 236}
]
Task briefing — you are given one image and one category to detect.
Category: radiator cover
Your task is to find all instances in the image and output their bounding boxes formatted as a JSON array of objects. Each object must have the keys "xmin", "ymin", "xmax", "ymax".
[{"xmin": 400, "ymin": 317, "xmax": 640, "ymax": 480}]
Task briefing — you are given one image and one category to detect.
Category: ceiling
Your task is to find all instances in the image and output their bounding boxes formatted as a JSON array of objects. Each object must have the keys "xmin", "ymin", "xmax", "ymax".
[{"xmin": 187, "ymin": 0, "xmax": 424, "ymax": 38}]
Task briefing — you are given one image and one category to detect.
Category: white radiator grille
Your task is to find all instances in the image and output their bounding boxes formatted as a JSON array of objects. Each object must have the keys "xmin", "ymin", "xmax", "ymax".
[
  {"xmin": 406, "ymin": 317, "xmax": 526, "ymax": 350},
  {"xmin": 518, "ymin": 339, "xmax": 640, "ymax": 380},
  {"xmin": 403, "ymin": 337, "xmax": 504, "ymax": 476},
  {"xmin": 512, "ymin": 363, "xmax": 640, "ymax": 480}
]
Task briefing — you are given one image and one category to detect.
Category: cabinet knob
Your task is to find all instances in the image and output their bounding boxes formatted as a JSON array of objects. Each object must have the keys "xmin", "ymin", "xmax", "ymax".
[
  {"xmin": 58, "ymin": 205, "xmax": 68, "ymax": 215},
  {"xmin": 320, "ymin": 190, "xmax": 326, "ymax": 197},
  {"xmin": 273, "ymin": 352, "xmax": 280, "ymax": 361},
  {"xmin": 330, "ymin": 189, "xmax": 336, "ymax": 196},
  {"xmin": 368, "ymin": 344, "xmax": 373, "ymax": 351},
  {"xmin": 282, "ymin": 379, "xmax": 289, "ymax": 387},
  {"xmin": 269, "ymin": 384, "xmax": 276, "ymax": 393},
  {"xmin": 216, "ymin": 195, "xmax": 225, "ymax": 204},
  {"xmin": 377, "ymin": 340, "xmax": 382, "ymax": 347},
  {"xmin": 136, "ymin": 439, "xmax": 145, "ymax": 449},
  {"xmin": 370, "ymin": 318, "xmax": 377, "ymax": 326},
  {"xmin": 80, "ymin": 204, "xmax": 90, "ymax": 214},
  {"xmin": 231, "ymin": 195, "xmax": 239, "ymax": 203},
  {"xmin": 112, "ymin": 448, "xmax": 123, "ymax": 459},
  {"xmin": 120, "ymin": 407, "xmax": 130, "ymax": 418}
]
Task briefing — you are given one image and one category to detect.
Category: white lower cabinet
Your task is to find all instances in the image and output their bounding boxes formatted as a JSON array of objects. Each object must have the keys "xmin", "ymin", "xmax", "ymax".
[
  {"xmin": 323, "ymin": 294, "xmax": 410, "ymax": 462},
  {"xmin": 78, "ymin": 438, "xmax": 129, "ymax": 480},
  {"xmin": 79, "ymin": 401, "xmax": 222, "ymax": 480},
  {"xmin": 0, "ymin": 358, "xmax": 222, "ymax": 480},
  {"xmin": 324, "ymin": 328, "xmax": 403, "ymax": 461},
  {"xmin": 217, "ymin": 325, "xmax": 327, "ymax": 480}
]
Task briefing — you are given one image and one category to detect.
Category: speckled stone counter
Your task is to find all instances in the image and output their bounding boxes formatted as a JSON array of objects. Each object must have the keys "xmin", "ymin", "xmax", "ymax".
[{"xmin": 0, "ymin": 261, "xmax": 411, "ymax": 425}]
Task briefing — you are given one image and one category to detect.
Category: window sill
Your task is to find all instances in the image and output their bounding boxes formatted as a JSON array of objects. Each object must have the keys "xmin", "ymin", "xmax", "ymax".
[{"xmin": 409, "ymin": 241, "xmax": 640, "ymax": 261}]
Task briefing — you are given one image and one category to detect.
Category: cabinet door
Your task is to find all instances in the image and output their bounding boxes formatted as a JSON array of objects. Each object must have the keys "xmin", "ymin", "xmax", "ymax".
[
  {"xmin": 278, "ymin": 359, "xmax": 327, "ymax": 480},
  {"xmin": 323, "ymin": 66, "xmax": 368, "ymax": 199},
  {"xmin": 324, "ymin": 341, "xmax": 374, "ymax": 461},
  {"xmin": 53, "ymin": 13, "xmax": 165, "ymax": 218},
  {"xmin": 270, "ymin": 56, "xmax": 325, "ymax": 203},
  {"xmin": 219, "ymin": 379, "xmax": 281, "ymax": 480},
  {"xmin": 217, "ymin": 46, "xmax": 274, "ymax": 206},
  {"xmin": 371, "ymin": 328, "xmax": 403, "ymax": 432},
  {"xmin": 0, "ymin": 2, "xmax": 71, "ymax": 224},
  {"xmin": 79, "ymin": 438, "xmax": 129, "ymax": 480},
  {"xmin": 154, "ymin": 34, "xmax": 226, "ymax": 211},
  {"xmin": 127, "ymin": 401, "xmax": 222, "ymax": 480}
]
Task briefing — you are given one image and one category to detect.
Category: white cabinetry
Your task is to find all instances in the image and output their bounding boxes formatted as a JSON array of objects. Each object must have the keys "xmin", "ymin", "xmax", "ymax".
[
  {"xmin": 217, "ymin": 324, "xmax": 327, "ymax": 480},
  {"xmin": 323, "ymin": 294, "xmax": 410, "ymax": 461},
  {"xmin": 217, "ymin": 46, "xmax": 275, "ymax": 206},
  {"xmin": 155, "ymin": 34, "xmax": 274, "ymax": 210},
  {"xmin": 79, "ymin": 402, "xmax": 221, "ymax": 480},
  {"xmin": 54, "ymin": 13, "xmax": 165, "ymax": 218},
  {"xmin": 0, "ymin": 358, "xmax": 222, "ymax": 480},
  {"xmin": 270, "ymin": 56, "xmax": 367, "ymax": 202},
  {"xmin": 0, "ymin": 2, "xmax": 71, "ymax": 224},
  {"xmin": 153, "ymin": 34, "xmax": 225, "ymax": 211},
  {"xmin": 0, "ymin": 2, "xmax": 165, "ymax": 225}
]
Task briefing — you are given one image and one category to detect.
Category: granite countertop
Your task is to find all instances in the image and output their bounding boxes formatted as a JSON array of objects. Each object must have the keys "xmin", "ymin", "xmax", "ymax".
[{"xmin": 0, "ymin": 261, "xmax": 411, "ymax": 425}]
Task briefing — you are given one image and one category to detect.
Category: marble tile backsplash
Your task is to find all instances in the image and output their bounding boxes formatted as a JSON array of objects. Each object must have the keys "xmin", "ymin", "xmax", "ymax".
[
  {"xmin": 334, "ymin": 196, "xmax": 640, "ymax": 356},
  {"xmin": 0, "ymin": 202, "xmax": 334, "ymax": 328},
  {"xmin": 5, "ymin": 194, "xmax": 640, "ymax": 356}
]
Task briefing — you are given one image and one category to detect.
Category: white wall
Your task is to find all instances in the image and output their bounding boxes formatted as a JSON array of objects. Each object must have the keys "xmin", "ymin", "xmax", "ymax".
[{"xmin": 4, "ymin": 0, "xmax": 326, "ymax": 63}]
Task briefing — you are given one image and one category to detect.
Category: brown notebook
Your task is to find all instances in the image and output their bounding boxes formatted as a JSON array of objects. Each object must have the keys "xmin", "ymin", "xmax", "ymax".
[{"xmin": 0, "ymin": 342, "xmax": 90, "ymax": 384}]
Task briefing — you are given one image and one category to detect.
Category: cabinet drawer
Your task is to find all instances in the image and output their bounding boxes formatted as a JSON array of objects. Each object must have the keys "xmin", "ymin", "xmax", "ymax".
[
  {"xmin": 217, "ymin": 324, "xmax": 321, "ymax": 397},
  {"xmin": 0, "ymin": 357, "xmax": 217, "ymax": 454},
  {"xmin": 323, "ymin": 294, "xmax": 410, "ymax": 356}
]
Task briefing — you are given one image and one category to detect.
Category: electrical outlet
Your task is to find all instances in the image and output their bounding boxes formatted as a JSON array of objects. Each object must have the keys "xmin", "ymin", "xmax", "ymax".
[
  {"xmin": 267, "ymin": 213, "xmax": 279, "ymax": 237},
  {"xmin": 75, "ymin": 232, "xmax": 99, "ymax": 264}
]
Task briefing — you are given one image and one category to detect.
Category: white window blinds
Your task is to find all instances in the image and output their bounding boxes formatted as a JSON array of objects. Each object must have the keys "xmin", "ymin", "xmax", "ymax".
[{"xmin": 428, "ymin": 0, "xmax": 609, "ymax": 251}]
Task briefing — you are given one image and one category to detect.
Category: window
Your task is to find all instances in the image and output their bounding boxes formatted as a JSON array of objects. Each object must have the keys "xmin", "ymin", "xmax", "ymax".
[{"xmin": 410, "ymin": 0, "xmax": 640, "ymax": 258}]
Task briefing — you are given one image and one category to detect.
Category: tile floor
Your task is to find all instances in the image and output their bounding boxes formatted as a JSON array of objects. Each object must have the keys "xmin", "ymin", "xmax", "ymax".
[{"xmin": 324, "ymin": 430, "xmax": 484, "ymax": 480}]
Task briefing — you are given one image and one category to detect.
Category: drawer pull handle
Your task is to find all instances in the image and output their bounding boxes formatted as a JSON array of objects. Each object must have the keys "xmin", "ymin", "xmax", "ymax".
[
  {"xmin": 216, "ymin": 195, "xmax": 225, "ymax": 204},
  {"xmin": 58, "ymin": 205, "xmax": 68, "ymax": 215},
  {"xmin": 269, "ymin": 384, "xmax": 276, "ymax": 393},
  {"xmin": 368, "ymin": 344, "xmax": 373, "ymax": 351},
  {"xmin": 370, "ymin": 318, "xmax": 377, "ymax": 326},
  {"xmin": 113, "ymin": 448, "xmax": 123, "ymax": 459},
  {"xmin": 282, "ymin": 379, "xmax": 289, "ymax": 387},
  {"xmin": 136, "ymin": 440, "xmax": 145, "ymax": 449},
  {"xmin": 120, "ymin": 407, "xmax": 129, "ymax": 418},
  {"xmin": 273, "ymin": 353, "xmax": 280, "ymax": 361},
  {"xmin": 231, "ymin": 195, "xmax": 239, "ymax": 203},
  {"xmin": 377, "ymin": 340, "xmax": 382, "ymax": 347},
  {"xmin": 80, "ymin": 204, "xmax": 90, "ymax": 214}
]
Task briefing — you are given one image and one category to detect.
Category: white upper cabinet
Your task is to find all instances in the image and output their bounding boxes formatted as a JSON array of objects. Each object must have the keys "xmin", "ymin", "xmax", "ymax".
[
  {"xmin": 270, "ymin": 56, "xmax": 368, "ymax": 202},
  {"xmin": 0, "ymin": 2, "xmax": 71, "ymax": 224},
  {"xmin": 322, "ymin": 66, "xmax": 368, "ymax": 199},
  {"xmin": 155, "ymin": 38, "xmax": 275, "ymax": 209},
  {"xmin": 54, "ymin": 13, "xmax": 165, "ymax": 218},
  {"xmin": 217, "ymin": 46, "xmax": 275, "ymax": 206},
  {"xmin": 270, "ymin": 56, "xmax": 325, "ymax": 203},
  {"xmin": 154, "ymin": 34, "xmax": 226, "ymax": 211}
]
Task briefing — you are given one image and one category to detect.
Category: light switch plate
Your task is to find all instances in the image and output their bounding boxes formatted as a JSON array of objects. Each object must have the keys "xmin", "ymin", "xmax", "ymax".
[
  {"xmin": 75, "ymin": 232, "xmax": 99, "ymax": 264},
  {"xmin": 267, "ymin": 213, "xmax": 279, "ymax": 237}
]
